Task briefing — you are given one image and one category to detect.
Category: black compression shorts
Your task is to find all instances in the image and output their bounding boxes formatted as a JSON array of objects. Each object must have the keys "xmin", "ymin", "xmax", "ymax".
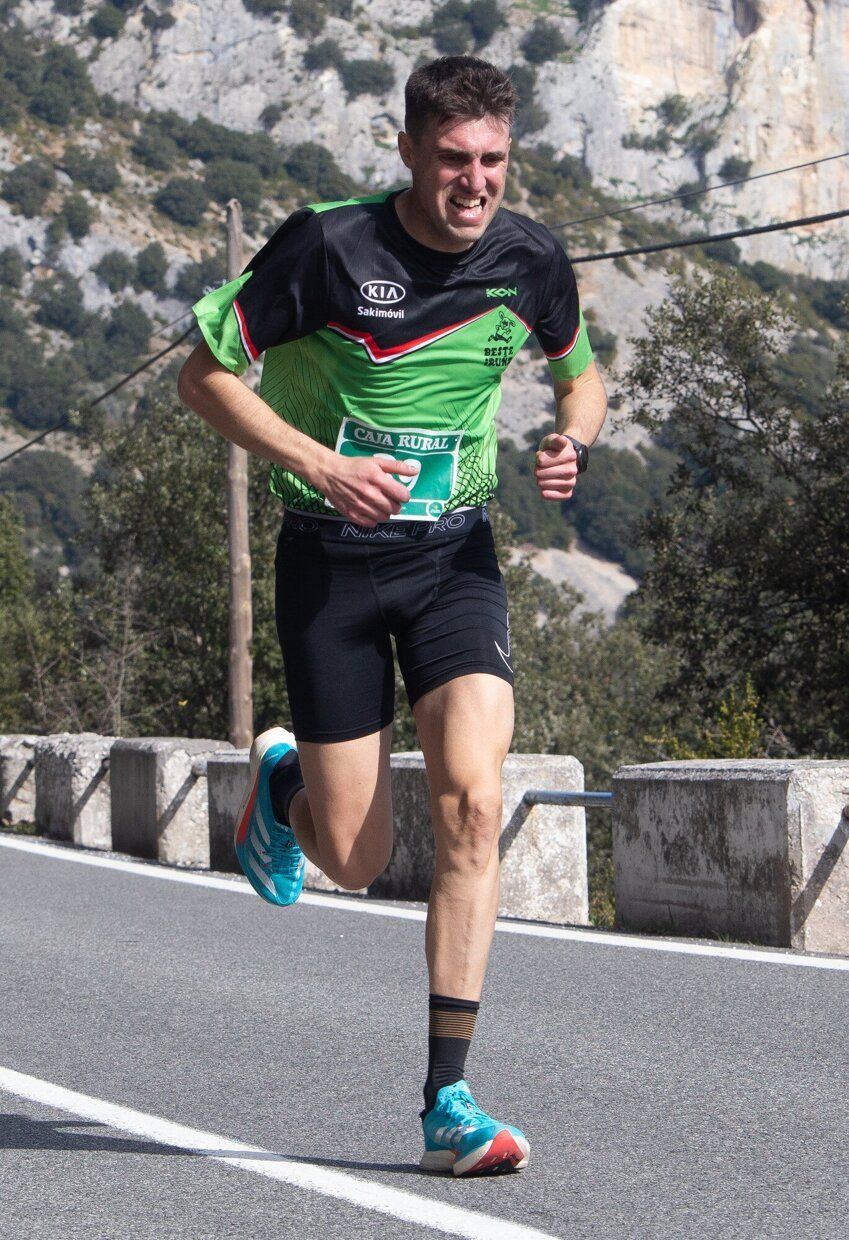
[{"xmin": 275, "ymin": 506, "xmax": 513, "ymax": 743}]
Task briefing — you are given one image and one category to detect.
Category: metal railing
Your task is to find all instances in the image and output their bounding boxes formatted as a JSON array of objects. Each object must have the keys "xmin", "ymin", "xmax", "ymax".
[{"xmin": 523, "ymin": 789, "xmax": 612, "ymax": 808}]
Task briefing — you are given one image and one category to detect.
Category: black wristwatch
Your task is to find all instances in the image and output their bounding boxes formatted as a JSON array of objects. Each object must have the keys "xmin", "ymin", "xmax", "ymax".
[{"xmin": 566, "ymin": 435, "xmax": 589, "ymax": 474}]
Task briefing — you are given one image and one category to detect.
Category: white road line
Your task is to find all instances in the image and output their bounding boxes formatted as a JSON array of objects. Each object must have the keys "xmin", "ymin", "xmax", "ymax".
[
  {"xmin": 0, "ymin": 1066, "xmax": 555, "ymax": 1240},
  {"xmin": 3, "ymin": 833, "xmax": 849, "ymax": 973}
]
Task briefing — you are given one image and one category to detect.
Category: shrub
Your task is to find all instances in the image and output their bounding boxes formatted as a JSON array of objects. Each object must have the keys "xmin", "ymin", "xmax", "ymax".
[
  {"xmin": 509, "ymin": 64, "xmax": 548, "ymax": 137},
  {"xmin": 142, "ymin": 8, "xmax": 176, "ymax": 30},
  {"xmin": 701, "ymin": 239, "xmax": 741, "ymax": 265},
  {"xmin": 283, "ymin": 142, "xmax": 354, "ymax": 201},
  {"xmin": 174, "ymin": 252, "xmax": 225, "ymax": 302},
  {"xmin": 466, "ymin": 0, "xmax": 503, "ymax": 45},
  {"xmin": 155, "ymin": 177, "xmax": 208, "ymax": 225},
  {"xmin": 431, "ymin": 1, "xmax": 504, "ymax": 53},
  {"xmin": 63, "ymin": 148, "xmax": 121, "ymax": 193},
  {"xmin": 260, "ymin": 103, "xmax": 284, "ymax": 129},
  {"xmin": 28, "ymin": 45, "xmax": 96, "ymax": 125},
  {"xmin": 2, "ymin": 160, "xmax": 56, "ymax": 217},
  {"xmin": 70, "ymin": 319, "xmax": 113, "ymax": 382},
  {"xmin": 289, "ymin": 0, "xmax": 325, "ymax": 36},
  {"xmin": 303, "ymin": 38, "xmax": 343, "ymax": 71},
  {"xmin": 104, "ymin": 301, "xmax": 153, "ymax": 369},
  {"xmin": 0, "ymin": 449, "xmax": 87, "ymax": 571},
  {"xmin": 132, "ymin": 124, "xmax": 180, "ymax": 171},
  {"xmin": 684, "ymin": 123, "xmax": 719, "ymax": 166},
  {"xmin": 242, "ymin": 0, "xmax": 286, "ymax": 13},
  {"xmin": 719, "ymin": 155, "xmax": 753, "ymax": 182},
  {"xmin": 62, "ymin": 192, "xmax": 94, "ymax": 239},
  {"xmin": 339, "ymin": 59, "xmax": 394, "ymax": 100},
  {"xmin": 676, "ymin": 179, "xmax": 707, "ymax": 211},
  {"xmin": 34, "ymin": 274, "xmax": 93, "ymax": 338},
  {"xmin": 0, "ymin": 247, "xmax": 25, "ymax": 288},
  {"xmin": 89, "ymin": 3, "xmax": 127, "ymax": 38},
  {"xmin": 134, "ymin": 242, "xmax": 169, "ymax": 295},
  {"xmin": 522, "ymin": 18, "xmax": 568, "ymax": 65},
  {"xmin": 7, "ymin": 355, "xmax": 84, "ymax": 430},
  {"xmin": 95, "ymin": 250, "xmax": 135, "ymax": 292},
  {"xmin": 656, "ymin": 93, "xmax": 690, "ymax": 129},
  {"xmin": 204, "ymin": 158, "xmax": 263, "ymax": 210}
]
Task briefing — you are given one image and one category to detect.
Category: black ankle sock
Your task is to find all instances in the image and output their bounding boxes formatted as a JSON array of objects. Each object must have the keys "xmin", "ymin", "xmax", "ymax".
[
  {"xmin": 423, "ymin": 993, "xmax": 480, "ymax": 1114},
  {"xmin": 269, "ymin": 750, "xmax": 305, "ymax": 826}
]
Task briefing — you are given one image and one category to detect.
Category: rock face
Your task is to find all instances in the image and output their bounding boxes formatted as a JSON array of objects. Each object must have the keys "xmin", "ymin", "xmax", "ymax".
[{"xmin": 17, "ymin": 0, "xmax": 848, "ymax": 275}]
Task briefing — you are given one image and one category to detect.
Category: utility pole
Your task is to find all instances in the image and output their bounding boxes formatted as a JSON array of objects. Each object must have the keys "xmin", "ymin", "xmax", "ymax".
[{"xmin": 226, "ymin": 199, "xmax": 254, "ymax": 748}]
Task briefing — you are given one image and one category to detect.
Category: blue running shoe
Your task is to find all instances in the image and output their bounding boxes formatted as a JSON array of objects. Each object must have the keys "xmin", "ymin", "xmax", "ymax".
[
  {"xmin": 420, "ymin": 1080, "xmax": 530, "ymax": 1176},
  {"xmin": 234, "ymin": 727, "xmax": 306, "ymax": 906}
]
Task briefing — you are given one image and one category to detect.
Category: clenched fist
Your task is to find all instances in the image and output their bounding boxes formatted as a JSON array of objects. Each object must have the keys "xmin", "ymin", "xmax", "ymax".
[{"xmin": 534, "ymin": 432, "xmax": 579, "ymax": 502}]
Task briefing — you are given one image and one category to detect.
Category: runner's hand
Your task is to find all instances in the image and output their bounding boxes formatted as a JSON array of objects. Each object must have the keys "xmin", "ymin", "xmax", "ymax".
[
  {"xmin": 534, "ymin": 432, "xmax": 579, "ymax": 502},
  {"xmin": 322, "ymin": 455, "xmax": 420, "ymax": 526}
]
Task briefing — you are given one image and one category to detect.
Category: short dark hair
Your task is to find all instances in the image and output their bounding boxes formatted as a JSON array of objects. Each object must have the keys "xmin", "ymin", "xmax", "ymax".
[{"xmin": 404, "ymin": 56, "xmax": 516, "ymax": 141}]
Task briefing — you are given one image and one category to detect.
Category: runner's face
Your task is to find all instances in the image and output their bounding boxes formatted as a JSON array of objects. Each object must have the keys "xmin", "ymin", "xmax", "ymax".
[{"xmin": 398, "ymin": 115, "xmax": 511, "ymax": 251}]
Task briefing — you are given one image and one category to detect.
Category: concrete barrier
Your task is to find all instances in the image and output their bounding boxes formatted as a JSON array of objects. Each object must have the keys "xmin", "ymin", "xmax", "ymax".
[
  {"xmin": 0, "ymin": 734, "xmax": 38, "ymax": 825},
  {"xmin": 110, "ymin": 738, "xmax": 233, "ymax": 867},
  {"xmin": 34, "ymin": 733, "xmax": 114, "ymax": 849},
  {"xmin": 205, "ymin": 749, "xmax": 588, "ymax": 922},
  {"xmin": 613, "ymin": 759, "xmax": 849, "ymax": 953}
]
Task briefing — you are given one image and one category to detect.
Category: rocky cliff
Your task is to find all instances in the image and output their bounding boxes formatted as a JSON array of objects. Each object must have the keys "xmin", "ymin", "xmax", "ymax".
[{"xmin": 17, "ymin": 0, "xmax": 849, "ymax": 277}]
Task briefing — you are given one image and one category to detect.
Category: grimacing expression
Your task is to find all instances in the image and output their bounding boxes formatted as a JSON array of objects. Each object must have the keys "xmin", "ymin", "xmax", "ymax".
[{"xmin": 398, "ymin": 114, "xmax": 511, "ymax": 251}]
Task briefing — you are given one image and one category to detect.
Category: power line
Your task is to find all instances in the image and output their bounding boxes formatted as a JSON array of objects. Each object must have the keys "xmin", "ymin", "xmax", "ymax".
[
  {"xmin": 550, "ymin": 149, "xmax": 849, "ymax": 230},
  {"xmin": 0, "ymin": 323, "xmax": 197, "ymax": 467},
  {"xmin": 3, "ymin": 206, "xmax": 848, "ymax": 467},
  {"xmin": 570, "ymin": 206, "xmax": 849, "ymax": 264}
]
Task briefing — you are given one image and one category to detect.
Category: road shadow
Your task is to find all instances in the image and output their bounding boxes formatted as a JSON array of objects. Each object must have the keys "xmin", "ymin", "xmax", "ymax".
[
  {"xmin": 0, "ymin": 1114, "xmax": 195, "ymax": 1157},
  {"xmin": 0, "ymin": 1114, "xmax": 419, "ymax": 1175}
]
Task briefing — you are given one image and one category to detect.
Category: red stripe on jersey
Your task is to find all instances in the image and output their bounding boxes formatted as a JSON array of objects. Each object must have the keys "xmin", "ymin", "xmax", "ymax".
[
  {"xmin": 326, "ymin": 310, "xmax": 491, "ymax": 364},
  {"xmin": 233, "ymin": 298, "xmax": 259, "ymax": 362},
  {"xmin": 544, "ymin": 322, "xmax": 581, "ymax": 361}
]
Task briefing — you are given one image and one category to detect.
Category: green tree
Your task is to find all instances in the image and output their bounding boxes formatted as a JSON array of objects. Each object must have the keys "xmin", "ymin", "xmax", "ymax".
[
  {"xmin": 84, "ymin": 389, "xmax": 289, "ymax": 738},
  {"xmin": 155, "ymin": 177, "xmax": 209, "ymax": 225},
  {"xmin": 134, "ymin": 242, "xmax": 169, "ymax": 295},
  {"xmin": 0, "ymin": 246, "xmax": 25, "ymax": 288},
  {"xmin": 61, "ymin": 192, "xmax": 94, "ymax": 239},
  {"xmin": 522, "ymin": 19, "xmax": 568, "ymax": 65},
  {"xmin": 623, "ymin": 266, "xmax": 849, "ymax": 756},
  {"xmin": 1, "ymin": 161, "xmax": 56, "ymax": 217},
  {"xmin": 95, "ymin": 250, "xmax": 135, "ymax": 292}
]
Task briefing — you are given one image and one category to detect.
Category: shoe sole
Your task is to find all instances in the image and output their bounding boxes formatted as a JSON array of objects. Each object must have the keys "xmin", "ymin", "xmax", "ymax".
[
  {"xmin": 420, "ymin": 1130, "xmax": 530, "ymax": 1177},
  {"xmin": 234, "ymin": 727, "xmax": 297, "ymax": 905}
]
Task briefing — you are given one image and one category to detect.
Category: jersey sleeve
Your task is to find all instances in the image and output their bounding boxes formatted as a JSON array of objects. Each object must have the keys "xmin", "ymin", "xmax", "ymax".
[
  {"xmin": 533, "ymin": 243, "xmax": 594, "ymax": 382},
  {"xmin": 191, "ymin": 208, "xmax": 328, "ymax": 375}
]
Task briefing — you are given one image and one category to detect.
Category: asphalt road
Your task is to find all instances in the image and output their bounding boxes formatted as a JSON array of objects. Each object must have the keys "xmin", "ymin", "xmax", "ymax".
[{"xmin": 1, "ymin": 836, "xmax": 848, "ymax": 1239}]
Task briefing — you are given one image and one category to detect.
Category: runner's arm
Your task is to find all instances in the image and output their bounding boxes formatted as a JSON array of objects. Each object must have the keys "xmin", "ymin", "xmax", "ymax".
[
  {"xmin": 534, "ymin": 360, "xmax": 608, "ymax": 502},
  {"xmin": 177, "ymin": 341, "xmax": 416, "ymax": 525}
]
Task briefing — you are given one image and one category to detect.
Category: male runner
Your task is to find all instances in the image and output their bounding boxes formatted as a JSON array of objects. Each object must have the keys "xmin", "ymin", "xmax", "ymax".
[{"xmin": 177, "ymin": 55, "xmax": 607, "ymax": 1176}]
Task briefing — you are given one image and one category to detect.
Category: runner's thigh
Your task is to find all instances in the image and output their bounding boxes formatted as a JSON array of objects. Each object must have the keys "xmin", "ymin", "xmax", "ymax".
[
  {"xmin": 297, "ymin": 725, "xmax": 394, "ymax": 875},
  {"xmin": 275, "ymin": 518, "xmax": 395, "ymax": 742}
]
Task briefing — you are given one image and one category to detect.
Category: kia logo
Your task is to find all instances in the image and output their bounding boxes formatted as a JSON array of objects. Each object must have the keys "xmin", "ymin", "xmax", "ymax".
[{"xmin": 360, "ymin": 280, "xmax": 406, "ymax": 305}]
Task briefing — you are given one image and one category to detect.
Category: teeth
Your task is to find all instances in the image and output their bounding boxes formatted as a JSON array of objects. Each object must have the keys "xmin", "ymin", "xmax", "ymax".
[{"xmin": 452, "ymin": 196, "xmax": 482, "ymax": 209}]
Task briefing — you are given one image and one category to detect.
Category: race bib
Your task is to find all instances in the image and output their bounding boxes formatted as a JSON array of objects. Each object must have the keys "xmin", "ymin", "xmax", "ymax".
[{"xmin": 331, "ymin": 417, "xmax": 464, "ymax": 520}]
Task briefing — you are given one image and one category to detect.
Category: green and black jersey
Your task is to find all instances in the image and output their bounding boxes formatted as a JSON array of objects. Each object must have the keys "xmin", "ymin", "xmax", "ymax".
[{"xmin": 193, "ymin": 190, "xmax": 593, "ymax": 519}]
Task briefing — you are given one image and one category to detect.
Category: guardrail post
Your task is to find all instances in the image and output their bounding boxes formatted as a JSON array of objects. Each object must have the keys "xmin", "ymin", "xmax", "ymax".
[
  {"xmin": 613, "ymin": 759, "xmax": 849, "ymax": 953},
  {"xmin": 110, "ymin": 738, "xmax": 233, "ymax": 867},
  {"xmin": 34, "ymin": 733, "xmax": 114, "ymax": 849},
  {"xmin": 1, "ymin": 734, "xmax": 38, "ymax": 826}
]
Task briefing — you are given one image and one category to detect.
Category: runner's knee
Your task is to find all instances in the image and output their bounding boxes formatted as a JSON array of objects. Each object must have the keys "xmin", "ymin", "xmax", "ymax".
[
  {"xmin": 320, "ymin": 839, "xmax": 393, "ymax": 891},
  {"xmin": 433, "ymin": 786, "xmax": 502, "ymax": 871}
]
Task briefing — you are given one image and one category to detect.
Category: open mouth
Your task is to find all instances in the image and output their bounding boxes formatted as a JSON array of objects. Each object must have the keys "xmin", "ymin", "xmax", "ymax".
[{"xmin": 447, "ymin": 194, "xmax": 486, "ymax": 223}]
